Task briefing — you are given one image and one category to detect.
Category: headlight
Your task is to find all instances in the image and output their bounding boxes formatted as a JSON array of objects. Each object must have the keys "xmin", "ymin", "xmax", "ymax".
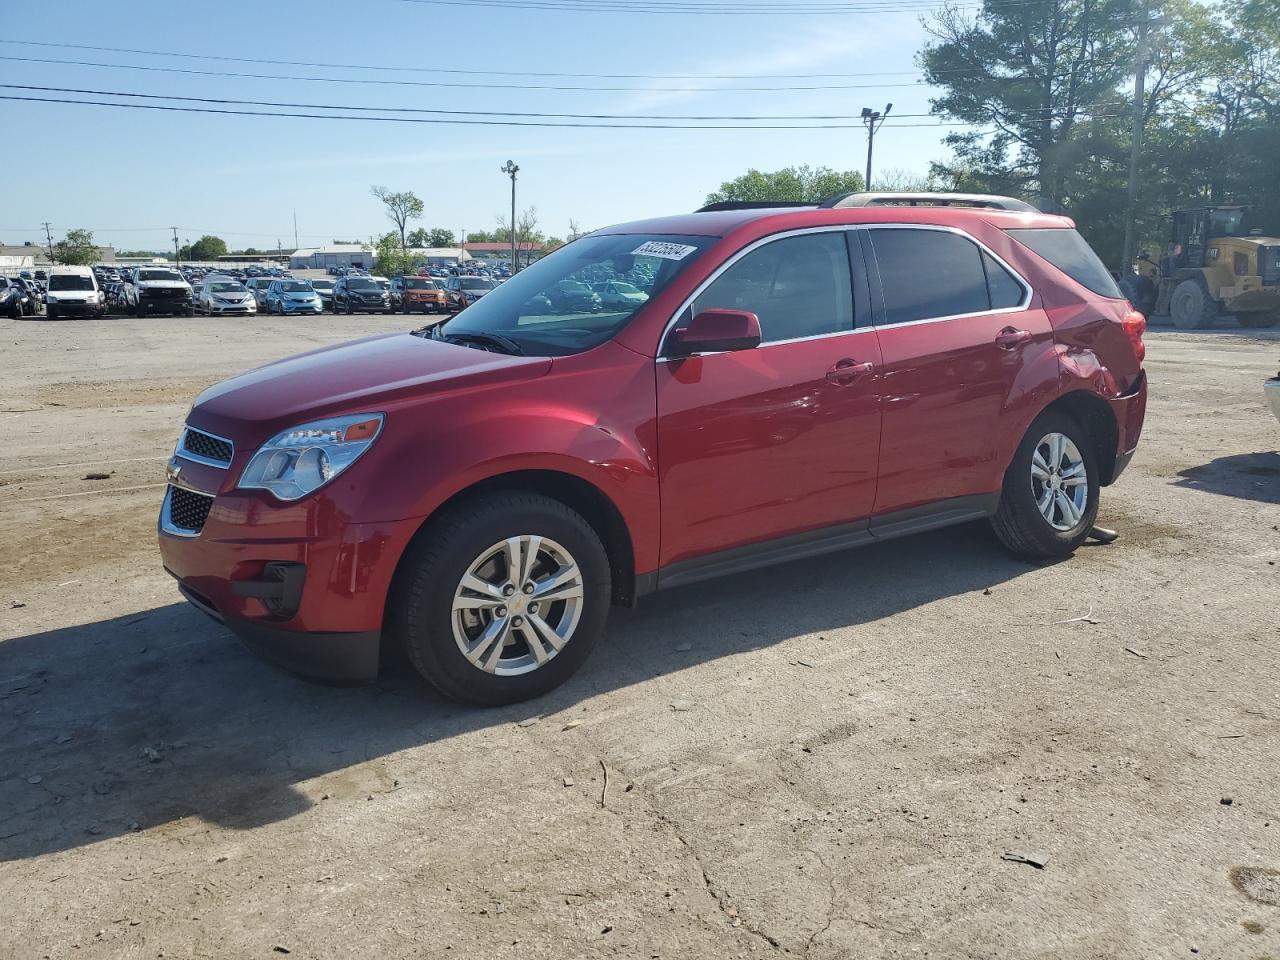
[{"xmin": 238, "ymin": 413, "xmax": 383, "ymax": 501}]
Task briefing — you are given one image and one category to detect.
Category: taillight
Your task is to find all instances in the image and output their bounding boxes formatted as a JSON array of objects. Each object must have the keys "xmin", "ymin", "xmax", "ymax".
[{"xmin": 1121, "ymin": 309, "xmax": 1146, "ymax": 363}]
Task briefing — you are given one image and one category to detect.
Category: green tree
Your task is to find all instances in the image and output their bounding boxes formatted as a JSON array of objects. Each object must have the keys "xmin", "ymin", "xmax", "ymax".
[
  {"xmin": 53, "ymin": 228, "xmax": 98, "ymax": 266},
  {"xmin": 371, "ymin": 185, "xmax": 424, "ymax": 250},
  {"xmin": 373, "ymin": 231, "xmax": 414, "ymax": 276},
  {"xmin": 703, "ymin": 165, "xmax": 865, "ymax": 205},
  {"xmin": 920, "ymin": 0, "xmax": 1138, "ymax": 211},
  {"xmin": 188, "ymin": 235, "xmax": 228, "ymax": 261},
  {"xmin": 407, "ymin": 227, "xmax": 457, "ymax": 248}
]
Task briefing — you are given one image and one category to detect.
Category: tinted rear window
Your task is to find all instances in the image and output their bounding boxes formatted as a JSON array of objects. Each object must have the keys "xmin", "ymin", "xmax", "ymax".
[
  {"xmin": 1007, "ymin": 228, "xmax": 1122, "ymax": 299},
  {"xmin": 870, "ymin": 229, "xmax": 990, "ymax": 325}
]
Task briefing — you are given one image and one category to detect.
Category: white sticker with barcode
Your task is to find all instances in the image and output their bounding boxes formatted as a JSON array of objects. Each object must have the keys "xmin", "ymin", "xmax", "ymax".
[{"xmin": 631, "ymin": 241, "xmax": 698, "ymax": 261}]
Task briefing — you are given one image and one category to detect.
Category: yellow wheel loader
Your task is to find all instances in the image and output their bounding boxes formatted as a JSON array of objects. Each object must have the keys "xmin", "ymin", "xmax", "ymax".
[{"xmin": 1122, "ymin": 206, "xmax": 1280, "ymax": 329}]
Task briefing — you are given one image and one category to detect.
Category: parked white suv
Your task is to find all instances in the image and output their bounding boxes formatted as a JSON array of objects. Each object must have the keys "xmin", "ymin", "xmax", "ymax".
[
  {"xmin": 46, "ymin": 267, "xmax": 106, "ymax": 320},
  {"xmin": 124, "ymin": 267, "xmax": 194, "ymax": 316}
]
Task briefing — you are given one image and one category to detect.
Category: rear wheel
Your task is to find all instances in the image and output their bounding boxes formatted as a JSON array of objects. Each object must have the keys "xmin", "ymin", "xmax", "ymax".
[
  {"xmin": 1170, "ymin": 279, "xmax": 1215, "ymax": 330},
  {"xmin": 990, "ymin": 411, "xmax": 1100, "ymax": 559},
  {"xmin": 391, "ymin": 492, "xmax": 611, "ymax": 706}
]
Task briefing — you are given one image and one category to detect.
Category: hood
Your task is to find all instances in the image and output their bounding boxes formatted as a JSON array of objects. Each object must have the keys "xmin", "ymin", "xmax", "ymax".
[
  {"xmin": 188, "ymin": 332, "xmax": 551, "ymax": 439},
  {"xmin": 137, "ymin": 279, "xmax": 189, "ymax": 289}
]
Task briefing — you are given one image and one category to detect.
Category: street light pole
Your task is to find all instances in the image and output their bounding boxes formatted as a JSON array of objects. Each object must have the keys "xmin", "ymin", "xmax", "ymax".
[
  {"xmin": 860, "ymin": 103, "xmax": 892, "ymax": 192},
  {"xmin": 500, "ymin": 160, "xmax": 519, "ymax": 274}
]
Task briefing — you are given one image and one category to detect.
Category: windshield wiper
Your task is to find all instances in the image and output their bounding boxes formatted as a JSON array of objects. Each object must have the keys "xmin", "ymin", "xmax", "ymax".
[{"xmin": 418, "ymin": 324, "xmax": 523, "ymax": 356}]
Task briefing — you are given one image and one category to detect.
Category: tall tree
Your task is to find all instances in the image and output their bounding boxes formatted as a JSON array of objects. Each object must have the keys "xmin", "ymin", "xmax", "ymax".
[
  {"xmin": 370, "ymin": 185, "xmax": 424, "ymax": 251},
  {"xmin": 704, "ymin": 165, "xmax": 865, "ymax": 205},
  {"xmin": 920, "ymin": 0, "xmax": 1137, "ymax": 211},
  {"xmin": 53, "ymin": 228, "xmax": 98, "ymax": 266}
]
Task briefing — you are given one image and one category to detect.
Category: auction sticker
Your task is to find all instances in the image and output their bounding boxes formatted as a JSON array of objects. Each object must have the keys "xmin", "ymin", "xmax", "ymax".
[{"xmin": 631, "ymin": 241, "xmax": 699, "ymax": 261}]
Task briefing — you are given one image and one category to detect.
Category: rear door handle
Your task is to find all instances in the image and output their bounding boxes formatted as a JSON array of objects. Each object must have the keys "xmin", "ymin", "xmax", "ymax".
[
  {"xmin": 826, "ymin": 357, "xmax": 875, "ymax": 385},
  {"xmin": 995, "ymin": 327, "xmax": 1033, "ymax": 350}
]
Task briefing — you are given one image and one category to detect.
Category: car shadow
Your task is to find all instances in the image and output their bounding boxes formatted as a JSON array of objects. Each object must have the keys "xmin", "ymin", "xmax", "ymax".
[
  {"xmin": 1175, "ymin": 451, "xmax": 1280, "ymax": 504},
  {"xmin": 1, "ymin": 522, "xmax": 1043, "ymax": 862}
]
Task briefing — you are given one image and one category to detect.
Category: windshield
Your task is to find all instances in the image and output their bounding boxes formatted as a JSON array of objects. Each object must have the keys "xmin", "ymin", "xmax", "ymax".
[
  {"xmin": 405, "ymin": 278, "xmax": 436, "ymax": 289},
  {"xmin": 280, "ymin": 281, "xmax": 310, "ymax": 292},
  {"xmin": 438, "ymin": 233, "xmax": 713, "ymax": 357},
  {"xmin": 612, "ymin": 282, "xmax": 642, "ymax": 294},
  {"xmin": 49, "ymin": 274, "xmax": 95, "ymax": 291},
  {"xmin": 1209, "ymin": 208, "xmax": 1246, "ymax": 238},
  {"xmin": 210, "ymin": 282, "xmax": 246, "ymax": 293},
  {"xmin": 138, "ymin": 270, "xmax": 183, "ymax": 282},
  {"xmin": 348, "ymin": 279, "xmax": 379, "ymax": 291},
  {"xmin": 311, "ymin": 279, "xmax": 333, "ymax": 290},
  {"xmin": 461, "ymin": 278, "xmax": 497, "ymax": 290}
]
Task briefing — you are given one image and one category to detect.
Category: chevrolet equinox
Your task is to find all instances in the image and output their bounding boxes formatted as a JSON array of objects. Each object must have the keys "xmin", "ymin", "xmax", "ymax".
[{"xmin": 159, "ymin": 193, "xmax": 1148, "ymax": 705}]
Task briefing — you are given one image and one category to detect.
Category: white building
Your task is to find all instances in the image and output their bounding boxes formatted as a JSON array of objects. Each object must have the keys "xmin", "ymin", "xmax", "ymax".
[{"xmin": 289, "ymin": 244, "xmax": 373, "ymax": 271}]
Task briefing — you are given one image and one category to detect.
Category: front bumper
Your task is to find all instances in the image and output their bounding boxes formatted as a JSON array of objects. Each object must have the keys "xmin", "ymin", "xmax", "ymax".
[
  {"xmin": 158, "ymin": 489, "xmax": 421, "ymax": 682},
  {"xmin": 47, "ymin": 300, "xmax": 102, "ymax": 316},
  {"xmin": 139, "ymin": 296, "xmax": 193, "ymax": 313},
  {"xmin": 280, "ymin": 300, "xmax": 323, "ymax": 314},
  {"xmin": 208, "ymin": 301, "xmax": 256, "ymax": 314},
  {"xmin": 404, "ymin": 298, "xmax": 446, "ymax": 312},
  {"xmin": 1265, "ymin": 377, "xmax": 1280, "ymax": 423}
]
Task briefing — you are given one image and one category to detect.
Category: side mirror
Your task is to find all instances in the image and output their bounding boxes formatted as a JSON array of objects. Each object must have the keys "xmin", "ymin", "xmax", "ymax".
[{"xmin": 672, "ymin": 309, "xmax": 762, "ymax": 356}]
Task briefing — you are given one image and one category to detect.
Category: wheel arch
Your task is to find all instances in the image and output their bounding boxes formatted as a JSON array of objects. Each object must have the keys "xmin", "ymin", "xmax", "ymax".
[
  {"xmin": 1033, "ymin": 389, "xmax": 1121, "ymax": 486},
  {"xmin": 386, "ymin": 468, "xmax": 640, "ymax": 623}
]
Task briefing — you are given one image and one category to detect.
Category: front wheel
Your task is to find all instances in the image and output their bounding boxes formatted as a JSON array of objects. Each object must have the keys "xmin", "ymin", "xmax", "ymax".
[
  {"xmin": 391, "ymin": 492, "xmax": 611, "ymax": 706},
  {"xmin": 1170, "ymin": 279, "xmax": 1214, "ymax": 330},
  {"xmin": 990, "ymin": 411, "xmax": 1100, "ymax": 559}
]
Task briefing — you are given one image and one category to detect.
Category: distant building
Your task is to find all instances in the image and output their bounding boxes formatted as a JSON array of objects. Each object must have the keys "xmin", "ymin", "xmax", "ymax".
[
  {"xmin": 406, "ymin": 246, "xmax": 465, "ymax": 267},
  {"xmin": 288, "ymin": 244, "xmax": 373, "ymax": 270},
  {"xmin": 0, "ymin": 242, "xmax": 118, "ymax": 267},
  {"xmin": 462, "ymin": 241, "xmax": 547, "ymax": 263}
]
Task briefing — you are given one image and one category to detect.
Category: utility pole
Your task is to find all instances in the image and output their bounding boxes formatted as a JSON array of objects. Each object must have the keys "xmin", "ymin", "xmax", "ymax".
[
  {"xmin": 293, "ymin": 209, "xmax": 299, "ymax": 251},
  {"xmin": 860, "ymin": 104, "xmax": 892, "ymax": 191},
  {"xmin": 500, "ymin": 160, "xmax": 519, "ymax": 274},
  {"xmin": 42, "ymin": 222, "xmax": 55, "ymax": 264},
  {"xmin": 171, "ymin": 227, "xmax": 180, "ymax": 266},
  {"xmin": 1121, "ymin": 14, "xmax": 1164, "ymax": 275}
]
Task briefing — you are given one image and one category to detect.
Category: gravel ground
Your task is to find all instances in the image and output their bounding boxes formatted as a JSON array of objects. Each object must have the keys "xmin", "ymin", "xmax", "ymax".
[{"xmin": 1, "ymin": 313, "xmax": 1278, "ymax": 959}]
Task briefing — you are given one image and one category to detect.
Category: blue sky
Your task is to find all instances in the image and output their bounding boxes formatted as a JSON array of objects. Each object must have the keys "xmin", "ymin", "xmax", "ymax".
[{"xmin": 2, "ymin": 0, "xmax": 956, "ymax": 253}]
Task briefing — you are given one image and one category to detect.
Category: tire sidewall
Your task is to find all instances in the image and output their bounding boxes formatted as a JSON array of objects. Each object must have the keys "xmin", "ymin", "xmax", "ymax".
[
  {"xmin": 400, "ymin": 495, "xmax": 612, "ymax": 706},
  {"xmin": 1004, "ymin": 412, "xmax": 1100, "ymax": 555}
]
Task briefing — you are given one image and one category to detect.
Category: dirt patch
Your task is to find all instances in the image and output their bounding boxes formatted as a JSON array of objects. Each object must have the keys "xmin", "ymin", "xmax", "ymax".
[
  {"xmin": 1232, "ymin": 867, "xmax": 1280, "ymax": 907},
  {"xmin": 34, "ymin": 376, "xmax": 223, "ymax": 409}
]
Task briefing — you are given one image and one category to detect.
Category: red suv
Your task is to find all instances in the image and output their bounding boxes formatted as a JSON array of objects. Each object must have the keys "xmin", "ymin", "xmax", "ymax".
[{"xmin": 159, "ymin": 193, "xmax": 1147, "ymax": 705}]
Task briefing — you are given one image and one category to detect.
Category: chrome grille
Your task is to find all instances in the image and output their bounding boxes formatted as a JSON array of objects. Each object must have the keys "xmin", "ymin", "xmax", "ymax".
[
  {"xmin": 179, "ymin": 428, "xmax": 233, "ymax": 466},
  {"xmin": 166, "ymin": 486, "xmax": 213, "ymax": 534}
]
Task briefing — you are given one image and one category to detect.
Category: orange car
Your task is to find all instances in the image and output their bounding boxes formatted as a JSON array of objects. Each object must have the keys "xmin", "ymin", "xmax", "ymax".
[{"xmin": 390, "ymin": 275, "xmax": 448, "ymax": 314}]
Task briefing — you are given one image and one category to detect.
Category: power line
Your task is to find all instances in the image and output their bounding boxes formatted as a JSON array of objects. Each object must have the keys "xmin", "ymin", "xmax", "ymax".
[
  {"xmin": 0, "ymin": 37, "xmax": 1126, "ymax": 82},
  {"xmin": 0, "ymin": 92, "xmax": 1133, "ymax": 130},
  {"xmin": 0, "ymin": 84, "xmax": 1131, "ymax": 123},
  {"xmin": 0, "ymin": 55, "xmax": 935, "ymax": 92},
  {"xmin": 0, "ymin": 38, "xmax": 917, "ymax": 79},
  {"xmin": 386, "ymin": 0, "xmax": 1016, "ymax": 13}
]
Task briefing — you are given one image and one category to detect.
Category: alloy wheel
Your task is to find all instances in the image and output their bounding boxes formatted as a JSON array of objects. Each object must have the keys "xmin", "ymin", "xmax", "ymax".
[
  {"xmin": 451, "ymin": 535, "xmax": 584, "ymax": 676},
  {"xmin": 1031, "ymin": 432, "xmax": 1088, "ymax": 531}
]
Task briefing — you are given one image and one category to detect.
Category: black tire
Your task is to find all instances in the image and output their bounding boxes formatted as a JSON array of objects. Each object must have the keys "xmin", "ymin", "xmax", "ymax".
[
  {"xmin": 990, "ymin": 410, "xmax": 1100, "ymax": 559},
  {"xmin": 391, "ymin": 492, "xmax": 611, "ymax": 706},
  {"xmin": 45, "ymin": 305, "xmax": 58, "ymax": 321},
  {"xmin": 1118, "ymin": 274, "xmax": 1157, "ymax": 316},
  {"xmin": 1170, "ymin": 278, "xmax": 1214, "ymax": 330}
]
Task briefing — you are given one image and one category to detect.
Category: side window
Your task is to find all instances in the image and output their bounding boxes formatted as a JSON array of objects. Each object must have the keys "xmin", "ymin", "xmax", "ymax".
[
  {"xmin": 870, "ymin": 229, "xmax": 990, "ymax": 325},
  {"xmin": 983, "ymin": 251, "xmax": 1025, "ymax": 309},
  {"xmin": 691, "ymin": 232, "xmax": 854, "ymax": 344}
]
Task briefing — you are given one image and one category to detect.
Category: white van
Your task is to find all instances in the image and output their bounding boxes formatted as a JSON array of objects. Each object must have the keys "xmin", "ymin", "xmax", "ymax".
[{"xmin": 46, "ymin": 266, "xmax": 105, "ymax": 320}]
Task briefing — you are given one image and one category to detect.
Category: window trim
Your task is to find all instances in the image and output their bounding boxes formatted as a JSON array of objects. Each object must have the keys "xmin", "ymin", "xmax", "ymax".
[
  {"xmin": 657, "ymin": 225, "xmax": 865, "ymax": 359},
  {"xmin": 862, "ymin": 223, "xmax": 1033, "ymax": 330}
]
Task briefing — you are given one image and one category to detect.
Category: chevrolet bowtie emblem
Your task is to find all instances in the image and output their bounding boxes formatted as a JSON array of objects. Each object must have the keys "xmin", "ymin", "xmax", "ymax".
[{"xmin": 166, "ymin": 458, "xmax": 183, "ymax": 484}]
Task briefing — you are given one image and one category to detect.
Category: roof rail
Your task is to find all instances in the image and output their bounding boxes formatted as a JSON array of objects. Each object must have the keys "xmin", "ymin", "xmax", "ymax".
[
  {"xmin": 818, "ymin": 192, "xmax": 1039, "ymax": 213},
  {"xmin": 695, "ymin": 200, "xmax": 817, "ymax": 213}
]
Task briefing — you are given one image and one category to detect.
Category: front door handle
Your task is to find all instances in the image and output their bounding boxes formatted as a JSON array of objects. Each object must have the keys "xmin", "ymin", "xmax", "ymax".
[
  {"xmin": 826, "ymin": 357, "xmax": 875, "ymax": 385},
  {"xmin": 995, "ymin": 326, "xmax": 1033, "ymax": 350}
]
